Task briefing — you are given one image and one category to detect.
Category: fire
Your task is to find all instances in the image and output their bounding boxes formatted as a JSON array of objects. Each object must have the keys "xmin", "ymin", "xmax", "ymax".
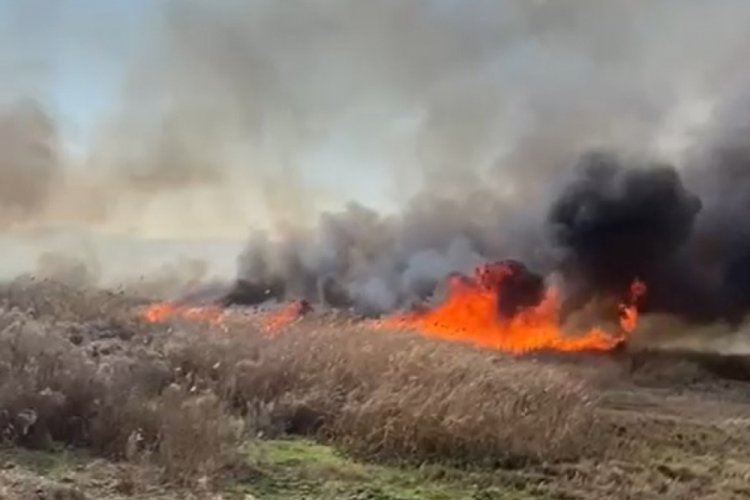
[
  {"xmin": 139, "ymin": 262, "xmax": 646, "ymax": 355},
  {"xmin": 139, "ymin": 302, "xmax": 224, "ymax": 324},
  {"xmin": 375, "ymin": 262, "xmax": 646, "ymax": 354},
  {"xmin": 139, "ymin": 299, "xmax": 312, "ymax": 333},
  {"xmin": 260, "ymin": 299, "xmax": 312, "ymax": 332},
  {"xmin": 619, "ymin": 279, "xmax": 647, "ymax": 333}
]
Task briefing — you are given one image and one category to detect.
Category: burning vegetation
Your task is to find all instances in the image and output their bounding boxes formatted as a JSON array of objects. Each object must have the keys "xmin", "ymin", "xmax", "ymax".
[
  {"xmin": 126, "ymin": 147, "xmax": 750, "ymax": 362},
  {"xmin": 138, "ymin": 151, "xmax": 750, "ymax": 358},
  {"xmin": 6, "ymin": 2, "xmax": 750, "ymax": 497},
  {"xmin": 10, "ymin": 139, "xmax": 750, "ymax": 498},
  {"xmin": 139, "ymin": 259, "xmax": 645, "ymax": 355},
  {"xmin": 7, "ymin": 147, "xmax": 750, "ymax": 498},
  {"xmin": 4, "ymin": 276, "xmax": 750, "ymax": 498},
  {"xmin": 375, "ymin": 263, "xmax": 645, "ymax": 354}
]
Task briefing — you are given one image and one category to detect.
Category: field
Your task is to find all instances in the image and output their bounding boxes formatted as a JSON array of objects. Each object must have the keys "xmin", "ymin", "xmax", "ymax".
[{"xmin": 1, "ymin": 279, "xmax": 750, "ymax": 499}]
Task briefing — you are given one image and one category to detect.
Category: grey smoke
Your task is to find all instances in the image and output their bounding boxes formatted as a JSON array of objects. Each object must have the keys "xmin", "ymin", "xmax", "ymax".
[
  {"xmin": 216, "ymin": 0, "xmax": 750, "ymax": 317},
  {"xmin": 0, "ymin": 101, "xmax": 60, "ymax": 226},
  {"xmin": 231, "ymin": 197, "xmax": 549, "ymax": 314},
  {"xmin": 4, "ymin": 0, "xmax": 750, "ymax": 311},
  {"xmin": 4, "ymin": 1, "xmax": 750, "ymax": 227}
]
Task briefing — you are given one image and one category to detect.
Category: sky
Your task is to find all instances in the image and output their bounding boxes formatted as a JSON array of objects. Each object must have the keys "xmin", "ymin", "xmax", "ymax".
[{"xmin": 1, "ymin": 0, "xmax": 152, "ymax": 145}]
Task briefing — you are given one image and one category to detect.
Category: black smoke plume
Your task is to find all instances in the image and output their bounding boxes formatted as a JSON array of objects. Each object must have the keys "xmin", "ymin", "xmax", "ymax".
[
  {"xmin": 687, "ymin": 97, "xmax": 750, "ymax": 324},
  {"xmin": 548, "ymin": 139, "xmax": 750, "ymax": 326},
  {"xmin": 548, "ymin": 151, "xmax": 705, "ymax": 320},
  {"xmin": 474, "ymin": 260, "xmax": 545, "ymax": 319}
]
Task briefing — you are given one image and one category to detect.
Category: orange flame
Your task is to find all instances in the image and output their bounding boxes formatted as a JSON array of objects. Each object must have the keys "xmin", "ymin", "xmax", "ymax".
[
  {"xmin": 260, "ymin": 299, "xmax": 312, "ymax": 332},
  {"xmin": 139, "ymin": 299, "xmax": 312, "ymax": 333},
  {"xmin": 138, "ymin": 263, "xmax": 645, "ymax": 355},
  {"xmin": 139, "ymin": 302, "xmax": 224, "ymax": 324},
  {"xmin": 618, "ymin": 278, "xmax": 647, "ymax": 333},
  {"xmin": 375, "ymin": 263, "xmax": 646, "ymax": 355}
]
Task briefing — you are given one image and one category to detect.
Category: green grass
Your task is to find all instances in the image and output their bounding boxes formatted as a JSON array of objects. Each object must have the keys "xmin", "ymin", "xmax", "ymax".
[
  {"xmin": 228, "ymin": 438, "xmax": 545, "ymax": 500},
  {"xmin": 0, "ymin": 440, "xmax": 548, "ymax": 499},
  {"xmin": 0, "ymin": 445, "xmax": 91, "ymax": 477},
  {"xmin": 5, "ymin": 435, "xmax": 750, "ymax": 499}
]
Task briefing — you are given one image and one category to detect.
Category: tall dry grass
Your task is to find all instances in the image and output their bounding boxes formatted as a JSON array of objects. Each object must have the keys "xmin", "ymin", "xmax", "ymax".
[
  {"xmin": 0, "ymin": 283, "xmax": 241, "ymax": 486},
  {"xmin": 0, "ymin": 279, "xmax": 601, "ymax": 483},
  {"xmin": 165, "ymin": 316, "xmax": 600, "ymax": 465}
]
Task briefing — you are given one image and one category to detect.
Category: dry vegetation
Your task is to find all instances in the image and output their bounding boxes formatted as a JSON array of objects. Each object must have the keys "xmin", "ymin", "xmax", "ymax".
[
  {"xmin": 0, "ymin": 279, "xmax": 601, "ymax": 484},
  {"xmin": 169, "ymin": 318, "xmax": 600, "ymax": 465},
  {"xmin": 4, "ymin": 278, "xmax": 750, "ymax": 499}
]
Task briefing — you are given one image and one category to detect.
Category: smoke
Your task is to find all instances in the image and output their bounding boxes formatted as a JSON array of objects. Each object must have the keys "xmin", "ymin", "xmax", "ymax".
[
  {"xmin": 685, "ymin": 88, "xmax": 750, "ymax": 323},
  {"xmin": 4, "ymin": 0, "xmax": 750, "ymax": 328},
  {"xmin": 0, "ymin": 101, "xmax": 61, "ymax": 226},
  {"xmin": 475, "ymin": 261, "xmax": 545, "ymax": 319},
  {"xmin": 227, "ymin": 137, "xmax": 750, "ymax": 326},
  {"xmin": 210, "ymin": 1, "xmax": 750, "ymax": 322},
  {"xmin": 548, "ymin": 151, "xmax": 704, "ymax": 319},
  {"xmin": 33, "ymin": 251, "xmax": 100, "ymax": 289},
  {"xmin": 545, "ymin": 82, "xmax": 750, "ymax": 327},
  {"xmin": 228, "ymin": 196, "xmax": 546, "ymax": 315},
  {"xmin": 1, "ymin": 1, "xmax": 747, "ymax": 231}
]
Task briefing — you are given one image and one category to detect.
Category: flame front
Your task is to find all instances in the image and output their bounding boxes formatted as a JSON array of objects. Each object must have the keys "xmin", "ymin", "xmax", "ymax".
[
  {"xmin": 260, "ymin": 299, "xmax": 311, "ymax": 333},
  {"xmin": 139, "ymin": 299, "xmax": 310, "ymax": 333},
  {"xmin": 375, "ymin": 263, "xmax": 645, "ymax": 354},
  {"xmin": 139, "ymin": 262, "xmax": 645, "ymax": 355},
  {"xmin": 619, "ymin": 279, "xmax": 646, "ymax": 333},
  {"xmin": 140, "ymin": 302, "xmax": 224, "ymax": 324}
]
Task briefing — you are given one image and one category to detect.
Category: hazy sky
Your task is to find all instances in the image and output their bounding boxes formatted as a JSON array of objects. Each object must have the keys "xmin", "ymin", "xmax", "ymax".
[
  {"xmin": 3, "ymin": 0, "xmax": 742, "ymax": 214},
  {"xmin": 1, "ymin": 0, "xmax": 398, "ymax": 219},
  {"xmin": 1, "ymin": 0, "xmax": 150, "ymax": 144}
]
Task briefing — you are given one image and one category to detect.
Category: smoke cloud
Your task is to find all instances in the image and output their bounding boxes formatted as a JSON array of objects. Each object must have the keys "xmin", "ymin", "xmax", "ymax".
[
  {"xmin": 4, "ymin": 0, "xmax": 750, "ymax": 328},
  {"xmin": 0, "ymin": 101, "xmax": 61, "ymax": 226},
  {"xmin": 548, "ymin": 151, "xmax": 703, "ymax": 319},
  {"xmin": 2, "ymin": 1, "xmax": 748, "ymax": 230},
  {"xmin": 228, "ymin": 196, "xmax": 546, "ymax": 315},
  {"xmin": 684, "ymin": 88, "xmax": 750, "ymax": 323}
]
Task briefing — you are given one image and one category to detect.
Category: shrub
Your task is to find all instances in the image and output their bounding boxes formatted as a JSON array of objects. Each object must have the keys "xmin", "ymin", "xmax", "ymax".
[
  {"xmin": 155, "ymin": 385, "xmax": 241, "ymax": 484},
  {"xmin": 0, "ymin": 310, "xmax": 101, "ymax": 448},
  {"xmin": 0, "ymin": 306, "xmax": 241, "ymax": 486}
]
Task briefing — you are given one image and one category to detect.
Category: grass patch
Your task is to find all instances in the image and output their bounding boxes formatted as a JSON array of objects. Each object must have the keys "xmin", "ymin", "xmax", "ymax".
[
  {"xmin": 0, "ymin": 446, "xmax": 91, "ymax": 476},
  {"xmin": 233, "ymin": 438, "xmax": 544, "ymax": 500}
]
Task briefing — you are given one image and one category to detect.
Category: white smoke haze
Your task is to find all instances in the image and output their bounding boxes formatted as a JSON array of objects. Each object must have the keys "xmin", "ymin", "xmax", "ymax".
[{"xmin": 3, "ymin": 0, "xmax": 750, "ymax": 301}]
